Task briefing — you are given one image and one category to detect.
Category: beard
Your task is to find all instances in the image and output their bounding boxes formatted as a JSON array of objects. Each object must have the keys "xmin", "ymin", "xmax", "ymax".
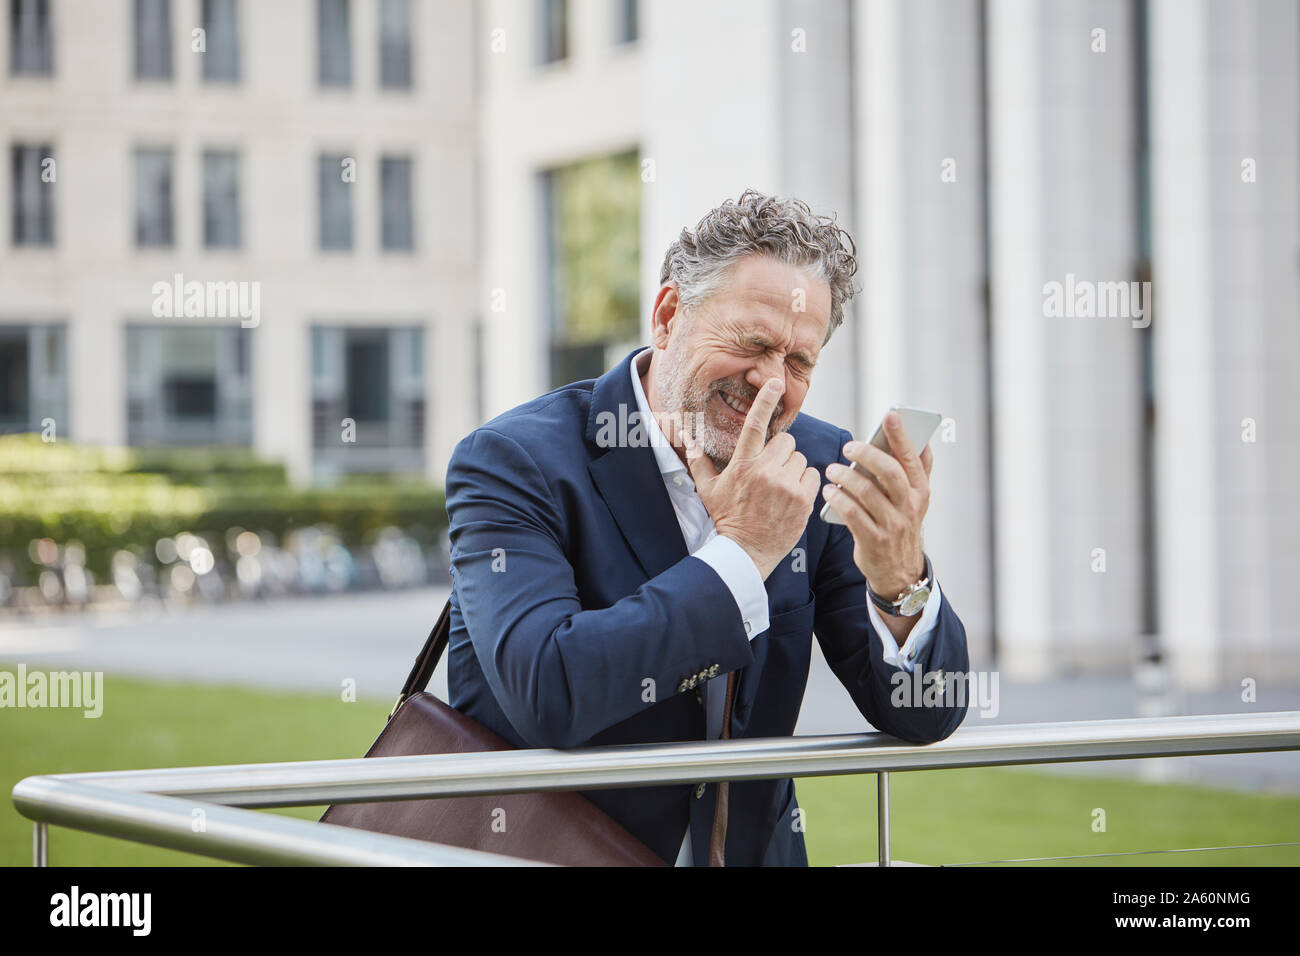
[{"xmin": 654, "ymin": 342, "xmax": 789, "ymax": 472}]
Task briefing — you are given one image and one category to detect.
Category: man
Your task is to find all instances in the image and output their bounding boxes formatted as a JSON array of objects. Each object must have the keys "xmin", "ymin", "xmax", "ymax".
[{"xmin": 445, "ymin": 188, "xmax": 969, "ymax": 866}]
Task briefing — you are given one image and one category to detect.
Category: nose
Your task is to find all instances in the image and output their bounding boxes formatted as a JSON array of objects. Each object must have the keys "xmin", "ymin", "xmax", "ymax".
[{"xmin": 745, "ymin": 355, "xmax": 785, "ymax": 396}]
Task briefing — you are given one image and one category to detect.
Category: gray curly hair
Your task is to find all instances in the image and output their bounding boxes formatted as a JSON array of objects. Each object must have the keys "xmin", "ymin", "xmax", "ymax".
[{"xmin": 658, "ymin": 188, "xmax": 860, "ymax": 345}]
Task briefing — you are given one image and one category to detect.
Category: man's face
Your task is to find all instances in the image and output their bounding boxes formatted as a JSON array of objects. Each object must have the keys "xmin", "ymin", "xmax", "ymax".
[{"xmin": 652, "ymin": 254, "xmax": 832, "ymax": 470}]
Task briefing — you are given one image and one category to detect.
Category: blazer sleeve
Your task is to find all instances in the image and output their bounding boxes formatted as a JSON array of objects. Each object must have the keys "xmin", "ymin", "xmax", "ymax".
[
  {"xmin": 446, "ymin": 426, "xmax": 757, "ymax": 749},
  {"xmin": 810, "ymin": 429, "xmax": 971, "ymax": 744}
]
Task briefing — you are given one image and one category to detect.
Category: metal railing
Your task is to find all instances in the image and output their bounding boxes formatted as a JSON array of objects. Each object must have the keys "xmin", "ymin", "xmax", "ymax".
[{"xmin": 13, "ymin": 711, "xmax": 1300, "ymax": 866}]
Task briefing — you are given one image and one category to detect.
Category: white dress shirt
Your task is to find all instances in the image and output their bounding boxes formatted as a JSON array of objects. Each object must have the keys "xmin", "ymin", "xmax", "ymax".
[{"xmin": 626, "ymin": 348, "xmax": 944, "ymax": 866}]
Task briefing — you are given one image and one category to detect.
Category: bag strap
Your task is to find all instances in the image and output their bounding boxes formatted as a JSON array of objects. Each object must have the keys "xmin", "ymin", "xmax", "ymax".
[{"xmin": 388, "ymin": 597, "xmax": 453, "ymax": 721}]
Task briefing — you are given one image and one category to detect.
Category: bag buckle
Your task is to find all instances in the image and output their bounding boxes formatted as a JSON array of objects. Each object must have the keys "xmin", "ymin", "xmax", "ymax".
[{"xmin": 387, "ymin": 693, "xmax": 407, "ymax": 722}]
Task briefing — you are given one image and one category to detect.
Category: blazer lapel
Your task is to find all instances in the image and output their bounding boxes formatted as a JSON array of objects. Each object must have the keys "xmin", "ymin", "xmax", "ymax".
[{"xmin": 586, "ymin": 348, "xmax": 689, "ymax": 581}]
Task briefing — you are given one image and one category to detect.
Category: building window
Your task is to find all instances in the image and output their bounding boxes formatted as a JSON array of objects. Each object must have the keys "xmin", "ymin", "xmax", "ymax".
[
  {"xmin": 0, "ymin": 328, "xmax": 28, "ymax": 430},
  {"xmin": 345, "ymin": 332, "xmax": 389, "ymax": 423},
  {"xmin": 615, "ymin": 0, "xmax": 638, "ymax": 44},
  {"xmin": 203, "ymin": 149, "xmax": 240, "ymax": 249},
  {"xmin": 311, "ymin": 326, "xmax": 426, "ymax": 478},
  {"xmin": 9, "ymin": 0, "xmax": 53, "ymax": 75},
  {"xmin": 135, "ymin": 147, "xmax": 174, "ymax": 247},
  {"xmin": 11, "ymin": 143, "xmax": 54, "ymax": 245},
  {"xmin": 380, "ymin": 156, "xmax": 413, "ymax": 251},
  {"xmin": 318, "ymin": 153, "xmax": 352, "ymax": 250},
  {"xmin": 538, "ymin": 0, "xmax": 567, "ymax": 64},
  {"xmin": 318, "ymin": 0, "xmax": 350, "ymax": 87},
  {"xmin": 126, "ymin": 325, "xmax": 253, "ymax": 446},
  {"xmin": 542, "ymin": 150, "xmax": 641, "ymax": 387},
  {"xmin": 134, "ymin": 0, "xmax": 172, "ymax": 81},
  {"xmin": 378, "ymin": 0, "xmax": 411, "ymax": 88},
  {"xmin": 201, "ymin": 0, "xmax": 239, "ymax": 83},
  {"xmin": 0, "ymin": 324, "xmax": 67, "ymax": 435}
]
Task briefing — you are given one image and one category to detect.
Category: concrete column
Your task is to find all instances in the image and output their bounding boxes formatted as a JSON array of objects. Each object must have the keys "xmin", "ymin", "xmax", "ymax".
[
  {"xmin": 852, "ymin": 0, "xmax": 993, "ymax": 666},
  {"xmin": 986, "ymin": 0, "xmax": 1144, "ymax": 678},
  {"xmin": 1149, "ymin": 0, "xmax": 1300, "ymax": 686},
  {"xmin": 641, "ymin": 0, "xmax": 784, "ymax": 340},
  {"xmin": 777, "ymin": 0, "xmax": 858, "ymax": 430}
]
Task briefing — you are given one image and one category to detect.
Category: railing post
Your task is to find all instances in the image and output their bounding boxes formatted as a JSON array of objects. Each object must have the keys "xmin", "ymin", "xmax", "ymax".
[
  {"xmin": 33, "ymin": 822, "xmax": 47, "ymax": 867},
  {"xmin": 877, "ymin": 771, "xmax": 890, "ymax": 867}
]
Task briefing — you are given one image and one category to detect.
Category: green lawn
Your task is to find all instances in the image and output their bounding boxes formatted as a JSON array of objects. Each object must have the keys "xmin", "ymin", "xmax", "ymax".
[
  {"xmin": 3, "ymin": 671, "xmax": 1297, "ymax": 866},
  {"xmin": 797, "ymin": 765, "xmax": 1300, "ymax": 866}
]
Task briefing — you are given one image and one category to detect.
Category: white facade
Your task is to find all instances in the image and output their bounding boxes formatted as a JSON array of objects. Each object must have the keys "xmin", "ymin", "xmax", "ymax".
[
  {"xmin": 4, "ymin": 0, "xmax": 1297, "ymax": 686},
  {"xmin": 1148, "ymin": 0, "xmax": 1300, "ymax": 688},
  {"xmin": 986, "ymin": 0, "xmax": 1146, "ymax": 678},
  {"xmin": 0, "ymin": 0, "xmax": 478, "ymax": 484},
  {"xmin": 478, "ymin": 0, "xmax": 1300, "ymax": 686}
]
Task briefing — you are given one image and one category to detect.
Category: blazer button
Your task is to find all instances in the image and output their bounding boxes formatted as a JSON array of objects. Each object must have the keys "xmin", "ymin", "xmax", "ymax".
[{"xmin": 695, "ymin": 782, "xmax": 706, "ymax": 799}]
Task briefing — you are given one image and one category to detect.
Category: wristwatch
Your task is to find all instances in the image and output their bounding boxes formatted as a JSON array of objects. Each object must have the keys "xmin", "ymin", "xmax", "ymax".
[{"xmin": 867, "ymin": 553, "xmax": 933, "ymax": 617}]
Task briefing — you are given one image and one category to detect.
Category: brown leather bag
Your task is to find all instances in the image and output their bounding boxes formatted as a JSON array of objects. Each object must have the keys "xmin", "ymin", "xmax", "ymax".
[{"xmin": 319, "ymin": 598, "xmax": 667, "ymax": 866}]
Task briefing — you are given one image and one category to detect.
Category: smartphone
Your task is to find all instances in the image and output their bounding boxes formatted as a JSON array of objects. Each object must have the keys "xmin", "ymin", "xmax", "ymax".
[{"xmin": 819, "ymin": 405, "xmax": 943, "ymax": 526}]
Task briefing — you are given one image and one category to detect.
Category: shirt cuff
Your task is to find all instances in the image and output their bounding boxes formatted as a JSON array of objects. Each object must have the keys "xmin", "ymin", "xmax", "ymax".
[
  {"xmin": 692, "ymin": 533, "xmax": 770, "ymax": 640},
  {"xmin": 866, "ymin": 576, "xmax": 944, "ymax": 673}
]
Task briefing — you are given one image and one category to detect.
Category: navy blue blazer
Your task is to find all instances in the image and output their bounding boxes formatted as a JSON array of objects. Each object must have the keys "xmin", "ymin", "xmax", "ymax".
[{"xmin": 445, "ymin": 347, "xmax": 970, "ymax": 866}]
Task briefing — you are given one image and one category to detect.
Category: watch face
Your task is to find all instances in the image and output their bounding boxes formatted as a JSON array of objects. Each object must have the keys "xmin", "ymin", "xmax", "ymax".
[{"xmin": 899, "ymin": 585, "xmax": 930, "ymax": 616}]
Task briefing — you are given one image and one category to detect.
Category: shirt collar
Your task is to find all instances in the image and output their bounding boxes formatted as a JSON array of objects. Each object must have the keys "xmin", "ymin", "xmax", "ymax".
[{"xmin": 630, "ymin": 347, "xmax": 690, "ymax": 478}]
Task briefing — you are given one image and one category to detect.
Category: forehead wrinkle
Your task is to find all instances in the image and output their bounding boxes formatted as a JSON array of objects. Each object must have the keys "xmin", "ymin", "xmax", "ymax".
[
  {"xmin": 745, "ymin": 288, "xmax": 830, "ymax": 358},
  {"xmin": 709, "ymin": 288, "xmax": 827, "ymax": 363}
]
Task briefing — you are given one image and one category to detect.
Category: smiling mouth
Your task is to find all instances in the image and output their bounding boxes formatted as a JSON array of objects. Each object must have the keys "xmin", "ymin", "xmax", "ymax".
[{"xmin": 715, "ymin": 391, "xmax": 753, "ymax": 420}]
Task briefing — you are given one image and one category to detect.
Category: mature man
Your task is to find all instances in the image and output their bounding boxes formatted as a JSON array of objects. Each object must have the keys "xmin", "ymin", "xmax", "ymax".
[{"xmin": 445, "ymin": 188, "xmax": 970, "ymax": 866}]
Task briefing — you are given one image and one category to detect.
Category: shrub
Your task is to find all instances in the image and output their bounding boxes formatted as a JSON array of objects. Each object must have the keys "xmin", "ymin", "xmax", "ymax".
[{"xmin": 0, "ymin": 435, "xmax": 446, "ymax": 586}]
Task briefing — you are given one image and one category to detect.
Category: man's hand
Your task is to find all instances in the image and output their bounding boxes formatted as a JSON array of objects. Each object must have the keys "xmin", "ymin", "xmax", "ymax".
[
  {"xmin": 821, "ymin": 410, "xmax": 934, "ymax": 602},
  {"xmin": 684, "ymin": 378, "xmax": 821, "ymax": 580}
]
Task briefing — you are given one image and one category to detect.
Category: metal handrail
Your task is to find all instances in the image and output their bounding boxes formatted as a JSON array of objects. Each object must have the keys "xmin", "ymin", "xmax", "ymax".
[
  {"xmin": 14, "ymin": 777, "xmax": 533, "ymax": 867},
  {"xmin": 13, "ymin": 712, "xmax": 1300, "ymax": 866}
]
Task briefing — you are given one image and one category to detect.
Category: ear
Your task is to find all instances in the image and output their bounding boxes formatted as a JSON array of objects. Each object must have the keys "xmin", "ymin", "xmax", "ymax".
[{"xmin": 650, "ymin": 283, "xmax": 681, "ymax": 350}]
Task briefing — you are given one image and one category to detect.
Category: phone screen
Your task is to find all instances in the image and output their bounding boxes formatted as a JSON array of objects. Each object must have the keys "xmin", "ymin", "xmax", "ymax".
[{"xmin": 819, "ymin": 406, "xmax": 942, "ymax": 526}]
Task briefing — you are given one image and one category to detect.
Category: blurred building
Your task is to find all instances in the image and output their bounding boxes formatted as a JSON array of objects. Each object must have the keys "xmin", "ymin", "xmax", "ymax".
[
  {"xmin": 0, "ymin": 0, "xmax": 478, "ymax": 483},
  {"xmin": 477, "ymin": 0, "xmax": 1299, "ymax": 689},
  {"xmin": 4, "ymin": 0, "xmax": 1298, "ymax": 688}
]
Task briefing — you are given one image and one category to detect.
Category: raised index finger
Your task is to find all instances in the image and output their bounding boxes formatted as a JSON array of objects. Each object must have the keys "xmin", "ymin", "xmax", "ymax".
[{"xmin": 733, "ymin": 378, "xmax": 784, "ymax": 462}]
